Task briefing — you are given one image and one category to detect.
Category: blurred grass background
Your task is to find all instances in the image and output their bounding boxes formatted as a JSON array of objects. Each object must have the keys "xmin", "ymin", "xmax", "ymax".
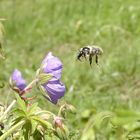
[{"xmin": 1, "ymin": 0, "xmax": 140, "ymax": 139}]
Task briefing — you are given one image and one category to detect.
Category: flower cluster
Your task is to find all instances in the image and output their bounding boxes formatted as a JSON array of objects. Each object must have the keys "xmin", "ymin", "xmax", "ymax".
[{"xmin": 10, "ymin": 52, "xmax": 65, "ymax": 104}]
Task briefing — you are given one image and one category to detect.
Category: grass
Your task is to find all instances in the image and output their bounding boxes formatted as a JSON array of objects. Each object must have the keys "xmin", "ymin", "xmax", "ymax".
[{"xmin": 1, "ymin": 0, "xmax": 140, "ymax": 139}]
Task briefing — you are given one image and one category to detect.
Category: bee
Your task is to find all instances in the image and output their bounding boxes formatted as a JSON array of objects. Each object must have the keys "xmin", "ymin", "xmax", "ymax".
[{"xmin": 77, "ymin": 45, "xmax": 103, "ymax": 65}]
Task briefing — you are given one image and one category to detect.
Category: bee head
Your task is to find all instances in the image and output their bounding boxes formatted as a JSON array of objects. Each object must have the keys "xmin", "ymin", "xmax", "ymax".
[
  {"xmin": 77, "ymin": 47, "xmax": 90, "ymax": 60},
  {"xmin": 77, "ymin": 48, "xmax": 83, "ymax": 60}
]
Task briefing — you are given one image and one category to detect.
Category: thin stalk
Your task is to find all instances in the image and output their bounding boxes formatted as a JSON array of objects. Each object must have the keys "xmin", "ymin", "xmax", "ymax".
[
  {"xmin": 0, "ymin": 100, "xmax": 16, "ymax": 122},
  {"xmin": 35, "ymin": 110, "xmax": 55, "ymax": 117},
  {"xmin": 4, "ymin": 100, "xmax": 16, "ymax": 115},
  {"xmin": 0, "ymin": 18, "xmax": 6, "ymax": 21},
  {"xmin": 20, "ymin": 79, "xmax": 38, "ymax": 96},
  {"xmin": 58, "ymin": 104, "xmax": 67, "ymax": 116},
  {"xmin": 0, "ymin": 120, "xmax": 25, "ymax": 140}
]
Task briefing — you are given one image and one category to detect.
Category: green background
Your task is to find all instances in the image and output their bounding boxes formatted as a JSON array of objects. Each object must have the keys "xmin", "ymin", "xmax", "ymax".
[{"xmin": 0, "ymin": 0, "xmax": 140, "ymax": 139}]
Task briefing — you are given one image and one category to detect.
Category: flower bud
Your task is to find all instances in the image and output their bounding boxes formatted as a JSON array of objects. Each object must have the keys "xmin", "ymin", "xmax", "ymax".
[
  {"xmin": 9, "ymin": 69, "xmax": 26, "ymax": 93},
  {"xmin": 65, "ymin": 104, "xmax": 76, "ymax": 114},
  {"xmin": 54, "ymin": 117, "xmax": 64, "ymax": 129},
  {"xmin": 59, "ymin": 104, "xmax": 76, "ymax": 117},
  {"xmin": 10, "ymin": 69, "xmax": 36, "ymax": 101},
  {"xmin": 54, "ymin": 117, "xmax": 69, "ymax": 139}
]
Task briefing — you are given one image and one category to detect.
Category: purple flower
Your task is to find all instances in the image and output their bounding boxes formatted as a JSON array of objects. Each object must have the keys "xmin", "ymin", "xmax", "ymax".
[
  {"xmin": 41, "ymin": 52, "xmax": 65, "ymax": 104},
  {"xmin": 43, "ymin": 78, "xmax": 65, "ymax": 104},
  {"xmin": 41, "ymin": 52, "xmax": 62, "ymax": 79},
  {"xmin": 10, "ymin": 69, "xmax": 36, "ymax": 101},
  {"xmin": 11, "ymin": 69, "xmax": 26, "ymax": 91}
]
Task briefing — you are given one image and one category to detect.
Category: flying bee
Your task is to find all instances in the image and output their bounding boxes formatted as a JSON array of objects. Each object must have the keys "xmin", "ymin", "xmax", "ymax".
[{"xmin": 77, "ymin": 45, "xmax": 103, "ymax": 66}]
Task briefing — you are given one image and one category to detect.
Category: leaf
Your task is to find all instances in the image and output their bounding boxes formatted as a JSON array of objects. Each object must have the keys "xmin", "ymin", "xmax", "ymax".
[
  {"xmin": 94, "ymin": 111, "xmax": 113, "ymax": 129},
  {"xmin": 32, "ymin": 129, "xmax": 44, "ymax": 140},
  {"xmin": 32, "ymin": 116, "xmax": 53, "ymax": 130},
  {"xmin": 62, "ymin": 125, "xmax": 69, "ymax": 139},
  {"xmin": 55, "ymin": 127, "xmax": 69, "ymax": 140},
  {"xmin": 81, "ymin": 109, "xmax": 92, "ymax": 119},
  {"xmin": 81, "ymin": 128, "xmax": 95, "ymax": 140},
  {"xmin": 28, "ymin": 103, "xmax": 38, "ymax": 115},
  {"xmin": 38, "ymin": 73, "xmax": 52, "ymax": 85},
  {"xmin": 115, "ymin": 109, "xmax": 140, "ymax": 117},
  {"xmin": 12, "ymin": 117, "xmax": 24, "ymax": 126},
  {"xmin": 14, "ymin": 93, "xmax": 27, "ymax": 113},
  {"xmin": 30, "ymin": 119, "xmax": 38, "ymax": 134},
  {"xmin": 22, "ymin": 121, "xmax": 32, "ymax": 140},
  {"xmin": 38, "ymin": 84, "xmax": 51, "ymax": 101},
  {"xmin": 112, "ymin": 117, "xmax": 140, "ymax": 126},
  {"xmin": 12, "ymin": 108, "xmax": 26, "ymax": 118},
  {"xmin": 0, "ymin": 130, "xmax": 3, "ymax": 137},
  {"xmin": 64, "ymin": 104, "xmax": 77, "ymax": 114},
  {"xmin": 111, "ymin": 109, "xmax": 140, "ymax": 125}
]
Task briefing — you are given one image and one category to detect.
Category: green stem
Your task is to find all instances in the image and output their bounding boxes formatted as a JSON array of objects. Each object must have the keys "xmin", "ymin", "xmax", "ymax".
[
  {"xmin": 0, "ymin": 120, "xmax": 25, "ymax": 140},
  {"xmin": 58, "ymin": 104, "xmax": 66, "ymax": 116},
  {"xmin": 0, "ymin": 100, "xmax": 16, "ymax": 123},
  {"xmin": 20, "ymin": 79, "xmax": 38, "ymax": 96},
  {"xmin": 35, "ymin": 110, "xmax": 55, "ymax": 117}
]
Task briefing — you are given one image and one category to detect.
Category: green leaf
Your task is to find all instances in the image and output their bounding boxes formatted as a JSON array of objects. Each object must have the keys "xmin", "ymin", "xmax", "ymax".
[
  {"xmin": 32, "ymin": 129, "xmax": 44, "ymax": 140},
  {"xmin": 38, "ymin": 73, "xmax": 52, "ymax": 85},
  {"xmin": 112, "ymin": 109, "xmax": 140, "ymax": 125},
  {"xmin": 55, "ymin": 127, "xmax": 68, "ymax": 140},
  {"xmin": 13, "ymin": 108, "xmax": 26, "ymax": 118},
  {"xmin": 0, "ymin": 130, "xmax": 3, "ymax": 137},
  {"xmin": 94, "ymin": 111, "xmax": 113, "ymax": 129},
  {"xmin": 81, "ymin": 109, "xmax": 92, "ymax": 119},
  {"xmin": 12, "ymin": 117, "xmax": 24, "ymax": 126},
  {"xmin": 38, "ymin": 84, "xmax": 51, "ymax": 101},
  {"xmin": 115, "ymin": 109, "xmax": 140, "ymax": 117},
  {"xmin": 30, "ymin": 119, "xmax": 38, "ymax": 134},
  {"xmin": 28, "ymin": 103, "xmax": 38, "ymax": 115},
  {"xmin": 81, "ymin": 128, "xmax": 95, "ymax": 140},
  {"xmin": 14, "ymin": 93, "xmax": 27, "ymax": 113},
  {"xmin": 112, "ymin": 117, "xmax": 140, "ymax": 126},
  {"xmin": 22, "ymin": 121, "xmax": 32, "ymax": 140},
  {"xmin": 32, "ymin": 116, "xmax": 53, "ymax": 130},
  {"xmin": 62, "ymin": 125, "xmax": 70, "ymax": 139}
]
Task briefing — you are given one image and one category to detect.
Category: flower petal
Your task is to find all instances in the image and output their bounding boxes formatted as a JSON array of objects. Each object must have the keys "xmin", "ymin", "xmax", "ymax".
[
  {"xmin": 41, "ymin": 52, "xmax": 63, "ymax": 79},
  {"xmin": 41, "ymin": 52, "xmax": 54, "ymax": 64},
  {"xmin": 11, "ymin": 69, "xmax": 26, "ymax": 91},
  {"xmin": 43, "ymin": 78, "xmax": 65, "ymax": 104}
]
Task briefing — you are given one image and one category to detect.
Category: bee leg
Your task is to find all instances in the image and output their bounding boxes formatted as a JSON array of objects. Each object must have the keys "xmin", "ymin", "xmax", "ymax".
[
  {"xmin": 77, "ymin": 57, "xmax": 82, "ymax": 61},
  {"xmin": 95, "ymin": 55, "xmax": 98, "ymax": 65},
  {"xmin": 77, "ymin": 53, "xmax": 83, "ymax": 61},
  {"xmin": 89, "ymin": 55, "xmax": 92, "ymax": 66},
  {"xmin": 83, "ymin": 53, "xmax": 87, "ymax": 60}
]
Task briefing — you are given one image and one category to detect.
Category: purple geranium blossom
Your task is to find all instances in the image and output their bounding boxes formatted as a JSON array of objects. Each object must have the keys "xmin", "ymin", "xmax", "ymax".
[
  {"xmin": 11, "ymin": 69, "xmax": 26, "ymax": 91},
  {"xmin": 10, "ymin": 69, "xmax": 36, "ymax": 101},
  {"xmin": 43, "ymin": 78, "xmax": 65, "ymax": 104},
  {"xmin": 41, "ymin": 52, "xmax": 62, "ymax": 79},
  {"xmin": 41, "ymin": 52, "xmax": 65, "ymax": 104}
]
